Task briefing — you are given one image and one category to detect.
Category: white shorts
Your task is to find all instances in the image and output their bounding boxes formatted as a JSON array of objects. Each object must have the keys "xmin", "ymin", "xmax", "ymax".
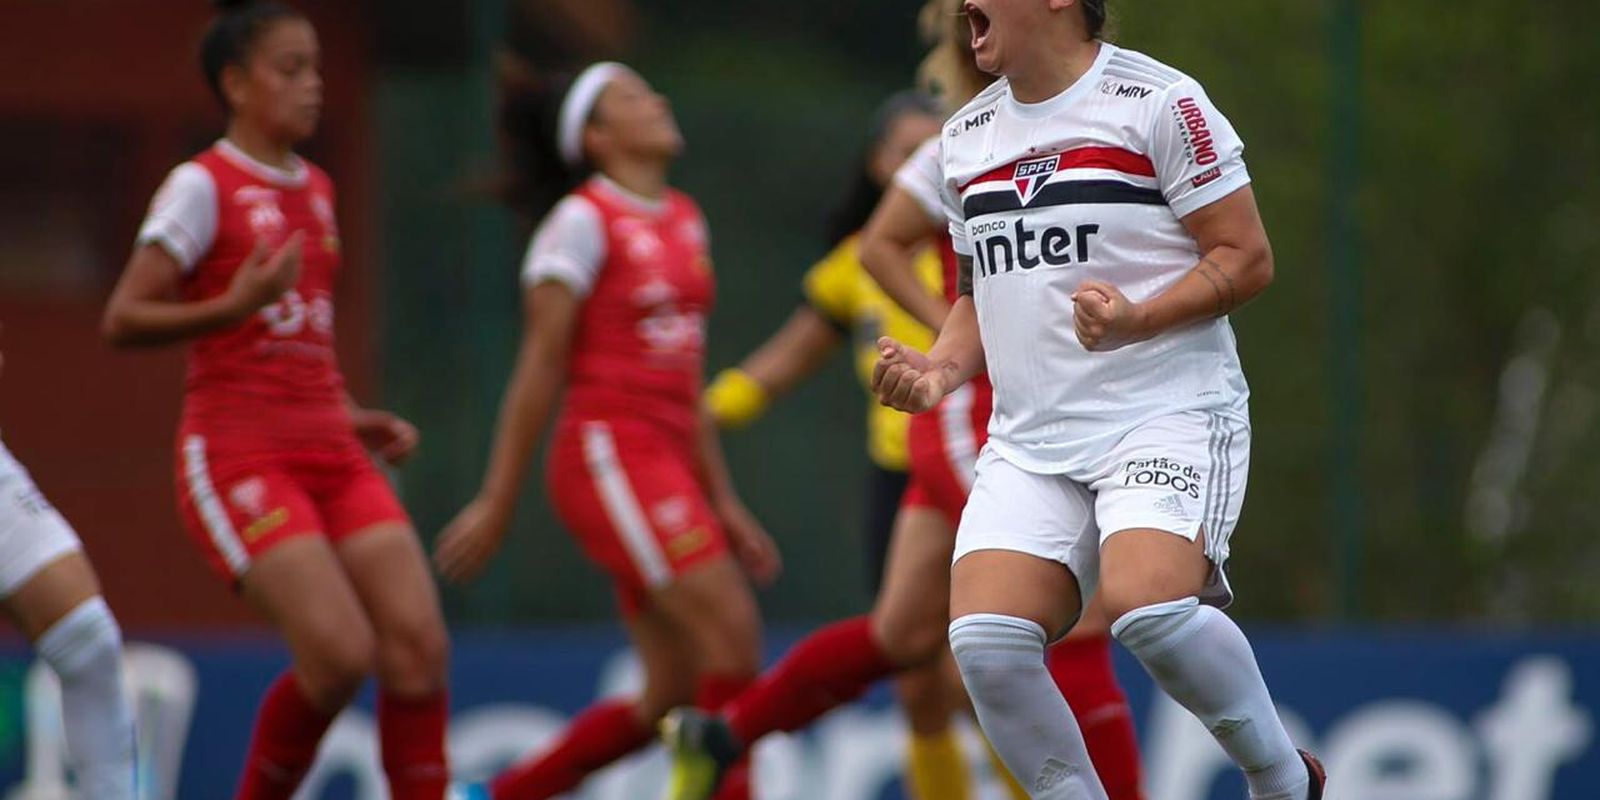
[
  {"xmin": 953, "ymin": 409, "xmax": 1249, "ymax": 608},
  {"xmin": 0, "ymin": 442, "xmax": 83, "ymax": 598}
]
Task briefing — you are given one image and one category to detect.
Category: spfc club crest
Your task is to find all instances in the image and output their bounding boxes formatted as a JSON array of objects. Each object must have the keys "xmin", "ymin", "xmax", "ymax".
[{"xmin": 1012, "ymin": 154, "xmax": 1061, "ymax": 204}]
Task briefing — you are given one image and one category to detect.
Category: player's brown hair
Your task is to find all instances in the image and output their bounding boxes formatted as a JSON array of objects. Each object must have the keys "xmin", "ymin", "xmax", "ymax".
[
  {"xmin": 201, "ymin": 0, "xmax": 306, "ymax": 108},
  {"xmin": 1083, "ymin": 0, "xmax": 1111, "ymax": 40},
  {"xmin": 917, "ymin": 0, "xmax": 992, "ymax": 112},
  {"xmin": 492, "ymin": 52, "xmax": 590, "ymax": 225}
]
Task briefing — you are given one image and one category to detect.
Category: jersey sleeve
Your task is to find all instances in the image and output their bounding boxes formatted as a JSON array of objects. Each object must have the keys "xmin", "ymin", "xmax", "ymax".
[
  {"xmin": 1151, "ymin": 80, "xmax": 1251, "ymax": 219},
  {"xmin": 136, "ymin": 163, "xmax": 217, "ymax": 274},
  {"xmin": 938, "ymin": 138, "xmax": 972, "ymax": 257},
  {"xmin": 892, "ymin": 138, "xmax": 946, "ymax": 227},
  {"xmin": 520, "ymin": 195, "xmax": 607, "ymax": 297},
  {"xmin": 801, "ymin": 239, "xmax": 860, "ymax": 331}
]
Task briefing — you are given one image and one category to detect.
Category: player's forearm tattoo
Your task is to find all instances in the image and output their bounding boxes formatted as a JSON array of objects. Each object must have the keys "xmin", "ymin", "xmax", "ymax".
[
  {"xmin": 1197, "ymin": 257, "xmax": 1237, "ymax": 316},
  {"xmin": 957, "ymin": 254, "xmax": 975, "ymax": 297}
]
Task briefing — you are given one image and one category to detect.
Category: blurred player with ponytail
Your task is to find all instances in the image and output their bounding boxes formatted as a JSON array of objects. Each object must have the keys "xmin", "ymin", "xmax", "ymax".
[{"xmin": 434, "ymin": 56, "xmax": 774, "ymax": 800}]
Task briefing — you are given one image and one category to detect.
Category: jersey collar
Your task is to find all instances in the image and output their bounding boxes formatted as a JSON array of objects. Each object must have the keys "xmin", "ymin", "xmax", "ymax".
[
  {"xmin": 215, "ymin": 139, "xmax": 310, "ymax": 188},
  {"xmin": 1003, "ymin": 42, "xmax": 1118, "ymax": 120},
  {"xmin": 590, "ymin": 174, "xmax": 668, "ymax": 216}
]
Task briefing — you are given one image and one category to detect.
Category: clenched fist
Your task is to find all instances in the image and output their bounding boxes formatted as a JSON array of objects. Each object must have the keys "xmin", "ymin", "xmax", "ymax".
[
  {"xmin": 872, "ymin": 337, "xmax": 948, "ymax": 413},
  {"xmin": 1071, "ymin": 279, "xmax": 1148, "ymax": 352}
]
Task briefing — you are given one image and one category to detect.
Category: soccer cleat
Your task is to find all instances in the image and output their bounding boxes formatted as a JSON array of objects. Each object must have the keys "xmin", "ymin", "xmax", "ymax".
[
  {"xmin": 660, "ymin": 707, "xmax": 740, "ymax": 800},
  {"xmin": 1299, "ymin": 749, "xmax": 1327, "ymax": 800},
  {"xmin": 445, "ymin": 782, "xmax": 491, "ymax": 800}
]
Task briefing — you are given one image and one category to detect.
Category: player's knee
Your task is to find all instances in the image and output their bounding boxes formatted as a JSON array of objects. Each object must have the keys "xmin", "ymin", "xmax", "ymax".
[
  {"xmin": 875, "ymin": 613, "xmax": 947, "ymax": 667},
  {"xmin": 378, "ymin": 617, "xmax": 451, "ymax": 693},
  {"xmin": 36, "ymin": 597, "xmax": 123, "ymax": 681},
  {"xmin": 1096, "ymin": 569, "xmax": 1193, "ymax": 624},
  {"xmin": 698, "ymin": 597, "xmax": 763, "ymax": 675},
  {"xmin": 1108, "ymin": 596, "xmax": 1201, "ymax": 654},
  {"xmin": 948, "ymin": 613, "xmax": 1047, "ymax": 696},
  {"xmin": 303, "ymin": 627, "xmax": 377, "ymax": 705}
]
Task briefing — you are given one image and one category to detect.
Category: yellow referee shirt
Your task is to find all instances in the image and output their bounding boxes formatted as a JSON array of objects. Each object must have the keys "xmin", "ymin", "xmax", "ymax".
[{"xmin": 802, "ymin": 235, "xmax": 943, "ymax": 471}]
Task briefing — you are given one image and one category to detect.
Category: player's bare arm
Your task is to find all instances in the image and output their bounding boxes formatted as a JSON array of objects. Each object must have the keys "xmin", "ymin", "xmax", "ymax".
[
  {"xmin": 859, "ymin": 186, "xmax": 951, "ymax": 331},
  {"xmin": 873, "ymin": 255, "xmax": 985, "ymax": 414},
  {"xmin": 434, "ymin": 281, "xmax": 579, "ymax": 582},
  {"xmin": 103, "ymin": 232, "xmax": 303, "ymax": 347},
  {"xmin": 1072, "ymin": 186, "xmax": 1273, "ymax": 351},
  {"xmin": 694, "ymin": 408, "xmax": 781, "ymax": 584}
]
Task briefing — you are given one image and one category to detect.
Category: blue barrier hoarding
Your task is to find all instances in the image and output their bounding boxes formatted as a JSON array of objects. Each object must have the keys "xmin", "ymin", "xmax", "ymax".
[{"xmin": 1, "ymin": 628, "xmax": 1596, "ymax": 799}]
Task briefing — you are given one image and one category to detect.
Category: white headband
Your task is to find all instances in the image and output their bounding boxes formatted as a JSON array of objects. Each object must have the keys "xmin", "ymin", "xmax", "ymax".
[{"xmin": 558, "ymin": 62, "xmax": 630, "ymax": 168}]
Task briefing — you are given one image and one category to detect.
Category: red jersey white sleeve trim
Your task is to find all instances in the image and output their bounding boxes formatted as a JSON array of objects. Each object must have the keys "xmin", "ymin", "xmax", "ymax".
[
  {"xmin": 1152, "ymin": 79, "xmax": 1251, "ymax": 219},
  {"xmin": 521, "ymin": 195, "xmax": 607, "ymax": 298},
  {"xmin": 893, "ymin": 137, "xmax": 947, "ymax": 227},
  {"xmin": 137, "ymin": 163, "xmax": 217, "ymax": 274}
]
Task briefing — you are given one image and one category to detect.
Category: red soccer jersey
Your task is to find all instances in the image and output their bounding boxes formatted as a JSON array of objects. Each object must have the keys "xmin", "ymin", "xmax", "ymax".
[
  {"xmin": 522, "ymin": 176, "xmax": 715, "ymax": 445},
  {"xmin": 139, "ymin": 141, "xmax": 350, "ymax": 451}
]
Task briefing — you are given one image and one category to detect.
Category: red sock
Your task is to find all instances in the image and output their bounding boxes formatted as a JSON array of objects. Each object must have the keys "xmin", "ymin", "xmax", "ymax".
[
  {"xmin": 724, "ymin": 616, "xmax": 897, "ymax": 746},
  {"xmin": 235, "ymin": 672, "xmax": 337, "ymax": 800},
  {"xmin": 379, "ymin": 689, "xmax": 450, "ymax": 800},
  {"xmin": 1048, "ymin": 635, "xmax": 1144, "ymax": 800},
  {"xmin": 490, "ymin": 699, "xmax": 652, "ymax": 800},
  {"xmin": 698, "ymin": 675, "xmax": 754, "ymax": 800}
]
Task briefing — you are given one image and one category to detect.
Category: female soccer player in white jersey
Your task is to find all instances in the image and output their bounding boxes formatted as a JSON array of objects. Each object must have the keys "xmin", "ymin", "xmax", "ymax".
[
  {"xmin": 0, "ymin": 343, "xmax": 136, "ymax": 799},
  {"xmin": 873, "ymin": 1, "xmax": 1326, "ymax": 798},
  {"xmin": 659, "ymin": 4, "xmax": 1138, "ymax": 799}
]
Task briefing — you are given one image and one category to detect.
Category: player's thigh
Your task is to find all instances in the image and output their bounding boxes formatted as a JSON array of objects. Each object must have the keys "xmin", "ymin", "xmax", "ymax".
[
  {"xmin": 1096, "ymin": 529, "xmax": 1211, "ymax": 621},
  {"xmin": 240, "ymin": 536, "xmax": 376, "ymax": 700},
  {"xmin": 333, "ymin": 521, "xmax": 449, "ymax": 691},
  {"xmin": 949, "ymin": 448, "xmax": 1097, "ymax": 639},
  {"xmin": 651, "ymin": 555, "xmax": 763, "ymax": 676},
  {"xmin": 1092, "ymin": 410, "xmax": 1249, "ymax": 618},
  {"xmin": 870, "ymin": 504, "xmax": 957, "ymax": 666},
  {"xmin": 0, "ymin": 452, "xmax": 98, "ymax": 640},
  {"xmin": 3, "ymin": 552, "xmax": 102, "ymax": 642}
]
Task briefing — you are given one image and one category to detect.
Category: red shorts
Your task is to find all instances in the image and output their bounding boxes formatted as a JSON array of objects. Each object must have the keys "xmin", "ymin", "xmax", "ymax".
[
  {"xmin": 547, "ymin": 418, "xmax": 729, "ymax": 616},
  {"xmin": 175, "ymin": 432, "xmax": 409, "ymax": 582},
  {"xmin": 903, "ymin": 377, "xmax": 993, "ymax": 525}
]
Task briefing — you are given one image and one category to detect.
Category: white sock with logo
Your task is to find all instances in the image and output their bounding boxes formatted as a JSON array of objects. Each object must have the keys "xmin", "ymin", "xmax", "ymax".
[
  {"xmin": 949, "ymin": 614, "xmax": 1107, "ymax": 799},
  {"xmin": 1113, "ymin": 597, "xmax": 1307, "ymax": 800},
  {"xmin": 36, "ymin": 597, "xmax": 137, "ymax": 800}
]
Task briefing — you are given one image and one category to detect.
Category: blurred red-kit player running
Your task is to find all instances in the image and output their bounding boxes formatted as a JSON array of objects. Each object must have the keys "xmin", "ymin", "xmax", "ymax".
[
  {"xmin": 103, "ymin": 2, "xmax": 450, "ymax": 798},
  {"xmin": 432, "ymin": 57, "xmax": 778, "ymax": 800}
]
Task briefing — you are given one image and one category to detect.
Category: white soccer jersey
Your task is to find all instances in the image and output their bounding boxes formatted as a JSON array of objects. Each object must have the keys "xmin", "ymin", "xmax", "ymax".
[
  {"xmin": 940, "ymin": 43, "xmax": 1252, "ymax": 474},
  {"xmin": 894, "ymin": 137, "xmax": 946, "ymax": 227}
]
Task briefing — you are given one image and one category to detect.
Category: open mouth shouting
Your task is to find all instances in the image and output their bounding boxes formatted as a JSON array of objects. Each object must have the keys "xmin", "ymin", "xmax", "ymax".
[{"xmin": 964, "ymin": 2, "xmax": 993, "ymax": 51}]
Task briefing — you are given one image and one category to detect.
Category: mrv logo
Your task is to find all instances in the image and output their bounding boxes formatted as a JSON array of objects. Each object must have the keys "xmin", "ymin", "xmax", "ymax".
[
  {"xmin": 1100, "ymin": 79, "xmax": 1154, "ymax": 100},
  {"xmin": 954, "ymin": 108, "xmax": 995, "ymax": 135},
  {"xmin": 973, "ymin": 219, "xmax": 1100, "ymax": 277}
]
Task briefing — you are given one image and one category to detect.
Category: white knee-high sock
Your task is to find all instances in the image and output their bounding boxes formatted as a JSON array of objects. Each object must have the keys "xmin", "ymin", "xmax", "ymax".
[
  {"xmin": 36, "ymin": 597, "xmax": 137, "ymax": 800},
  {"xmin": 1113, "ymin": 598, "xmax": 1306, "ymax": 800},
  {"xmin": 948, "ymin": 614, "xmax": 1107, "ymax": 800}
]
